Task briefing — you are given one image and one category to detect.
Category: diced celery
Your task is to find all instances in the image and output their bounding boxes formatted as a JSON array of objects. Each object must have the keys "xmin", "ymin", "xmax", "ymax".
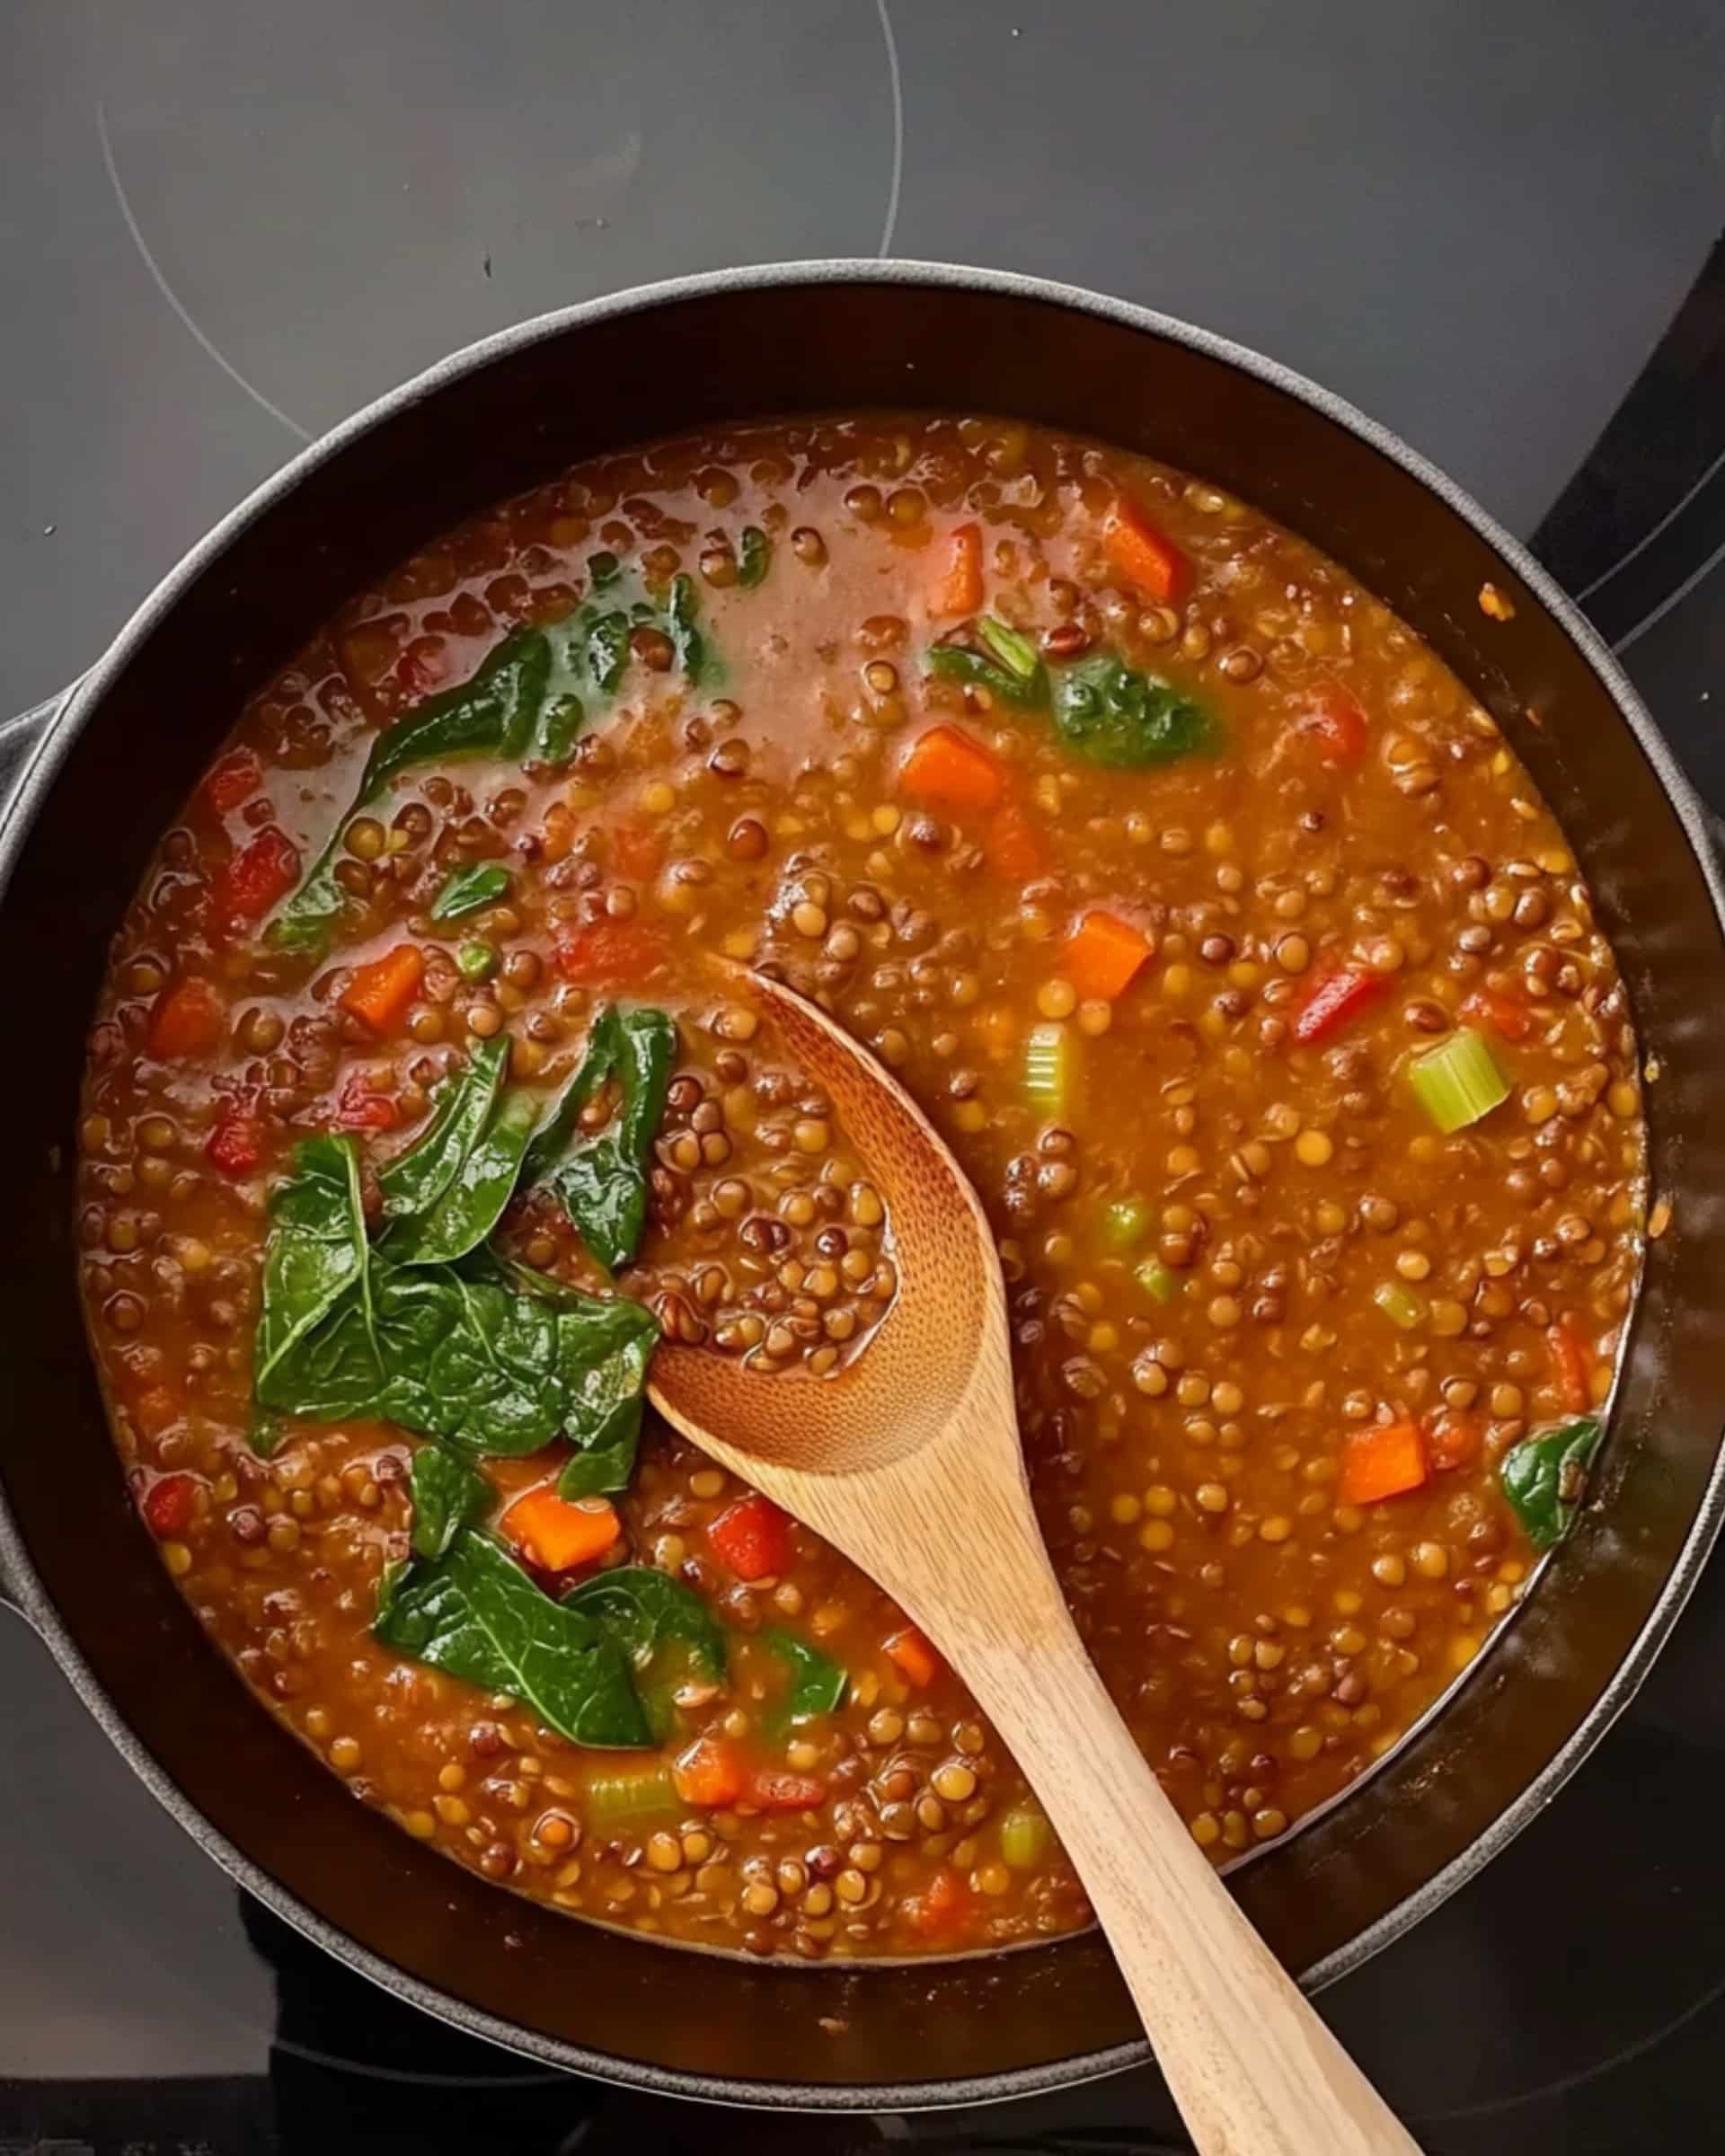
[
  {"xmin": 1000, "ymin": 1801, "xmax": 1052, "ymax": 1870},
  {"xmin": 1102, "ymin": 1197, "xmax": 1152, "ymax": 1250},
  {"xmin": 976, "ymin": 614, "xmax": 1041, "ymax": 685},
  {"xmin": 584, "ymin": 1760, "xmax": 679, "ymax": 1832},
  {"xmin": 1023, "ymin": 1023, "xmax": 1075, "ymax": 1115},
  {"xmin": 1136, "ymin": 1257, "xmax": 1182, "ymax": 1304},
  {"xmin": 1374, "ymin": 1280, "xmax": 1427, "ymax": 1330},
  {"xmin": 1409, "ymin": 1026, "xmax": 1508, "ymax": 1134}
]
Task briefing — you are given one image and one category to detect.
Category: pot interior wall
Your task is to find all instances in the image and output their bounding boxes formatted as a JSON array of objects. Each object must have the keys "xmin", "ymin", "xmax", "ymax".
[{"xmin": 4, "ymin": 273, "xmax": 1723, "ymax": 2102}]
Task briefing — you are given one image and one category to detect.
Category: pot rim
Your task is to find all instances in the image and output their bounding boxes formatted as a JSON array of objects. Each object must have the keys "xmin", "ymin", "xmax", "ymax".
[{"xmin": 4, "ymin": 255, "xmax": 1724, "ymax": 2113}]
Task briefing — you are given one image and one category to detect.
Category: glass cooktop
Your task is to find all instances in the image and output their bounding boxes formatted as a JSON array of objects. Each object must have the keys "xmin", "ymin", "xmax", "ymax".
[{"xmin": 4, "ymin": 2, "xmax": 1723, "ymax": 2149}]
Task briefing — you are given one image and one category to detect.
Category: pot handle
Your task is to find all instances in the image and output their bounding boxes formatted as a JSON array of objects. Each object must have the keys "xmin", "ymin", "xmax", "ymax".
[{"xmin": 0, "ymin": 685, "xmax": 78, "ymax": 1618}]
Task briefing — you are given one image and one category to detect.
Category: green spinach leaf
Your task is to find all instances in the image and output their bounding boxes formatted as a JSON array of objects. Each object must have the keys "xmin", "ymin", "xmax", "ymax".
[
  {"xmin": 738, "ymin": 526, "xmax": 771, "ymax": 588},
  {"xmin": 408, "ymin": 1444, "xmax": 491, "ymax": 1560},
  {"xmin": 252, "ymin": 1136, "xmax": 371, "ymax": 1403},
  {"xmin": 925, "ymin": 640, "xmax": 1047, "ymax": 708},
  {"xmin": 667, "ymin": 574, "xmax": 714, "ymax": 686},
  {"xmin": 765, "ymin": 1628, "xmax": 848, "ymax": 1720},
  {"xmin": 1500, "ymin": 1417, "xmax": 1603, "ymax": 1550},
  {"xmin": 516, "ymin": 1009, "xmax": 622, "ymax": 1194},
  {"xmin": 268, "ymin": 630, "xmax": 550, "ymax": 953},
  {"xmin": 562, "ymin": 1565, "xmax": 727, "ymax": 1681},
  {"xmin": 373, "ymin": 1527, "xmax": 650, "ymax": 1746},
  {"xmin": 532, "ymin": 1008, "xmax": 677, "ymax": 1272},
  {"xmin": 376, "ymin": 1037, "xmax": 509, "ymax": 1228},
  {"xmin": 1048, "ymin": 653, "xmax": 1212, "ymax": 768},
  {"xmin": 430, "ymin": 862, "xmax": 512, "ymax": 922},
  {"xmin": 385, "ymin": 1088, "xmax": 542, "ymax": 1268},
  {"xmin": 268, "ymin": 567, "xmax": 721, "ymax": 951}
]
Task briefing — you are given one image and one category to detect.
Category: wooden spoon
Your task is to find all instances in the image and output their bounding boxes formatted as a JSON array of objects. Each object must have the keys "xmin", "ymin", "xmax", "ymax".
[{"xmin": 650, "ymin": 973, "xmax": 1419, "ymax": 2154}]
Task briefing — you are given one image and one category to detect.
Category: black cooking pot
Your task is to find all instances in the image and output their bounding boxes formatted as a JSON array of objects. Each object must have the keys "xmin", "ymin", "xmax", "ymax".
[{"xmin": 3, "ymin": 262, "xmax": 1723, "ymax": 2110}]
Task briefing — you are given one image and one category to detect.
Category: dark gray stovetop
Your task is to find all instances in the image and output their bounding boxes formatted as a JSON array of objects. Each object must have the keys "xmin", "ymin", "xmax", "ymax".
[{"xmin": 4, "ymin": 4, "xmax": 1725, "ymax": 2152}]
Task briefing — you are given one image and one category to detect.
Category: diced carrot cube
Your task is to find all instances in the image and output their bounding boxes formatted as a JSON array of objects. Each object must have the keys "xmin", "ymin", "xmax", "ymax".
[
  {"xmin": 884, "ymin": 1626, "xmax": 942, "ymax": 1688},
  {"xmin": 898, "ymin": 725, "xmax": 1004, "ymax": 816},
  {"xmin": 340, "ymin": 945, "xmax": 425, "ymax": 1035},
  {"xmin": 500, "ymin": 1489, "xmax": 621, "ymax": 1573},
  {"xmin": 1338, "ymin": 1421, "xmax": 1428, "ymax": 1507},
  {"xmin": 1101, "ymin": 498, "xmax": 1190, "ymax": 605},
  {"xmin": 1063, "ymin": 911, "xmax": 1154, "ymax": 1003}
]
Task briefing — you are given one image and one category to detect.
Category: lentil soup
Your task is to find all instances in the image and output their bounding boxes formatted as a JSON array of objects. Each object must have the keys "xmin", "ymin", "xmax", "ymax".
[{"xmin": 78, "ymin": 413, "xmax": 1646, "ymax": 1961}]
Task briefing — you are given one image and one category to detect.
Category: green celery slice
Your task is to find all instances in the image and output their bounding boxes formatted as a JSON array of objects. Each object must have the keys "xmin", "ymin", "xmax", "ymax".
[
  {"xmin": 1374, "ymin": 1280, "xmax": 1427, "ymax": 1330},
  {"xmin": 1409, "ymin": 1027, "xmax": 1509, "ymax": 1134},
  {"xmin": 1022, "ymin": 1023, "xmax": 1074, "ymax": 1115}
]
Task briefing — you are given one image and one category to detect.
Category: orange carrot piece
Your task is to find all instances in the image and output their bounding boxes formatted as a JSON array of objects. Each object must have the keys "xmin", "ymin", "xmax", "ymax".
[
  {"xmin": 898, "ymin": 725, "xmax": 1004, "ymax": 815},
  {"xmin": 672, "ymin": 1736, "xmax": 748, "ymax": 1809},
  {"xmin": 885, "ymin": 1626, "xmax": 942, "ymax": 1688},
  {"xmin": 1063, "ymin": 911, "xmax": 1154, "ymax": 1003},
  {"xmin": 933, "ymin": 523, "xmax": 985, "ymax": 617},
  {"xmin": 1338, "ymin": 1420, "xmax": 1428, "ymax": 1507},
  {"xmin": 340, "ymin": 944, "xmax": 425, "ymax": 1035},
  {"xmin": 149, "ymin": 977, "xmax": 226, "ymax": 1060},
  {"xmin": 1102, "ymin": 497, "xmax": 1191, "ymax": 605},
  {"xmin": 500, "ymin": 1489, "xmax": 621, "ymax": 1573},
  {"xmin": 1547, "ymin": 1319, "xmax": 1592, "ymax": 1415}
]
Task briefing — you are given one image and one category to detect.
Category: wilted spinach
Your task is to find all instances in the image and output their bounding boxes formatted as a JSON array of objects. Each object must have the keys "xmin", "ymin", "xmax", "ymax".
[
  {"xmin": 738, "ymin": 526, "xmax": 771, "ymax": 588},
  {"xmin": 252, "ymin": 1135, "xmax": 371, "ymax": 1405},
  {"xmin": 562, "ymin": 1565, "xmax": 728, "ymax": 1681},
  {"xmin": 1500, "ymin": 1417, "xmax": 1603, "ymax": 1549},
  {"xmin": 252, "ymin": 1069, "xmax": 663, "ymax": 1478},
  {"xmin": 1048, "ymin": 653, "xmax": 1212, "ymax": 768},
  {"xmin": 523, "ymin": 1005, "xmax": 677, "ymax": 1273},
  {"xmin": 375, "ymin": 1527, "xmax": 650, "ymax": 1746},
  {"xmin": 765, "ymin": 1628, "xmax": 848, "ymax": 1721},
  {"xmin": 269, "ymin": 631, "xmax": 550, "ymax": 952},
  {"xmin": 408, "ymin": 1443, "xmax": 491, "ymax": 1560},
  {"xmin": 430, "ymin": 862, "xmax": 512, "ymax": 922},
  {"xmin": 385, "ymin": 1088, "xmax": 542, "ymax": 1268},
  {"xmin": 267, "ymin": 562, "xmax": 720, "ymax": 951},
  {"xmin": 925, "ymin": 639, "xmax": 1047, "ymax": 708},
  {"xmin": 376, "ymin": 1038, "xmax": 509, "ymax": 1227}
]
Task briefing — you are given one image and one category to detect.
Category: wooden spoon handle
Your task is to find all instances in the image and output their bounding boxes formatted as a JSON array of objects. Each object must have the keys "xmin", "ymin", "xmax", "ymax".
[{"xmin": 954, "ymin": 1577, "xmax": 1421, "ymax": 2155}]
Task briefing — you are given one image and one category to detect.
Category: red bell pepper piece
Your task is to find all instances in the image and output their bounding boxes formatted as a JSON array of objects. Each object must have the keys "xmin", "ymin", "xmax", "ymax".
[
  {"xmin": 206, "ymin": 1115, "xmax": 265, "ymax": 1175},
  {"xmin": 907, "ymin": 1865, "xmax": 973, "ymax": 1938},
  {"xmin": 203, "ymin": 748, "xmax": 263, "ymax": 815},
  {"xmin": 141, "ymin": 1472, "xmax": 197, "ymax": 1539},
  {"xmin": 553, "ymin": 918, "xmax": 670, "ymax": 986},
  {"xmin": 1290, "ymin": 966, "xmax": 1390, "ymax": 1045},
  {"xmin": 708, "ymin": 1493, "xmax": 791, "ymax": 1581},
  {"xmin": 1290, "ymin": 681, "xmax": 1369, "ymax": 765},
  {"xmin": 1461, "ymin": 988, "xmax": 1533, "ymax": 1043},
  {"xmin": 217, "ymin": 826, "xmax": 301, "ymax": 922},
  {"xmin": 332, "ymin": 1069, "xmax": 400, "ymax": 1132}
]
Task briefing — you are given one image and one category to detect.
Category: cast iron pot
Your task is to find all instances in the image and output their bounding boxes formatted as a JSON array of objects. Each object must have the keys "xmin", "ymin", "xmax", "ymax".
[{"xmin": 3, "ymin": 261, "xmax": 1723, "ymax": 2110}]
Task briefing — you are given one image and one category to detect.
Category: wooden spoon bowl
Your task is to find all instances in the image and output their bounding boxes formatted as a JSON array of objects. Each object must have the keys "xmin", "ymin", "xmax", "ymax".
[{"xmin": 651, "ymin": 972, "xmax": 1419, "ymax": 2156}]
